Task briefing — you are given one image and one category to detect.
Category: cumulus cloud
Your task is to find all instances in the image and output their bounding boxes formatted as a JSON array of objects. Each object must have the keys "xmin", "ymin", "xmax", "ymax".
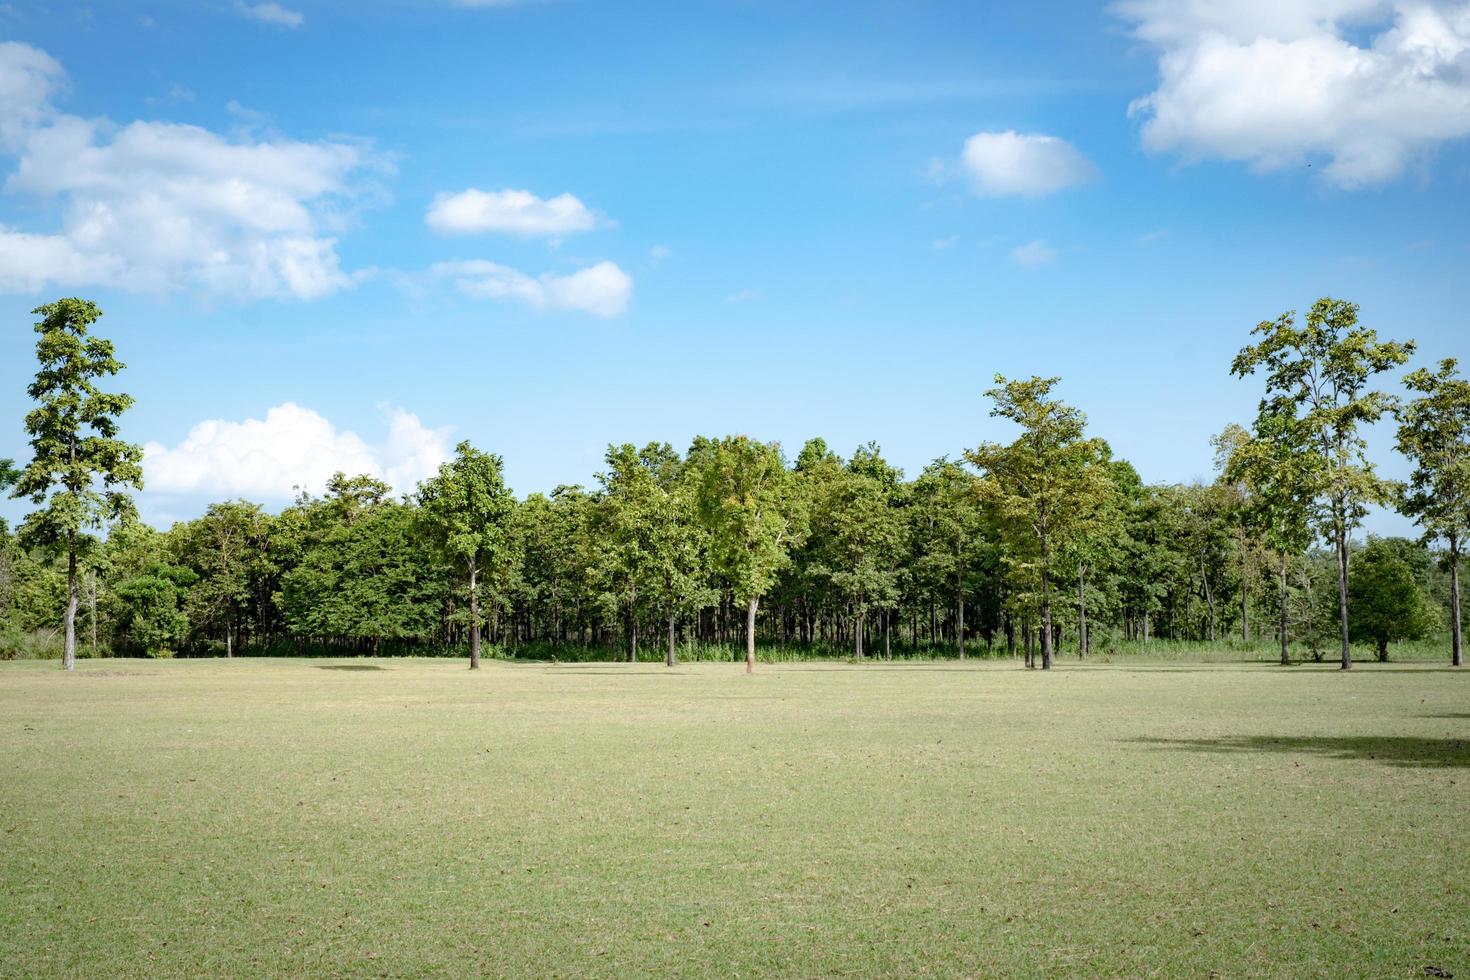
[
  {"xmin": 1011, "ymin": 240, "xmax": 1058, "ymax": 268},
  {"xmin": 143, "ymin": 403, "xmax": 450, "ymax": 499},
  {"xmin": 239, "ymin": 2, "xmax": 304, "ymax": 28},
  {"xmin": 426, "ymin": 188, "xmax": 600, "ymax": 236},
  {"xmin": 961, "ymin": 131, "xmax": 1098, "ymax": 196},
  {"xmin": 0, "ymin": 39, "xmax": 62, "ymax": 148},
  {"xmin": 432, "ymin": 258, "xmax": 632, "ymax": 317},
  {"xmin": 1116, "ymin": 0, "xmax": 1470, "ymax": 186},
  {"xmin": 0, "ymin": 41, "xmax": 379, "ymax": 299}
]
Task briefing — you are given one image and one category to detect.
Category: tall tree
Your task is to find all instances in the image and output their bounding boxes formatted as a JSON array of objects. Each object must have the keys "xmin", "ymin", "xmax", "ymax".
[
  {"xmin": 1223, "ymin": 412, "xmax": 1319, "ymax": 665},
  {"xmin": 1231, "ymin": 298, "xmax": 1413, "ymax": 669},
  {"xmin": 691, "ymin": 435, "xmax": 806, "ymax": 673},
  {"xmin": 418, "ymin": 441, "xmax": 514, "ymax": 669},
  {"xmin": 10, "ymin": 300, "xmax": 143, "ymax": 670},
  {"xmin": 1397, "ymin": 358, "xmax": 1470, "ymax": 666},
  {"xmin": 966, "ymin": 375, "xmax": 1111, "ymax": 670},
  {"xmin": 826, "ymin": 451, "xmax": 906, "ymax": 658}
]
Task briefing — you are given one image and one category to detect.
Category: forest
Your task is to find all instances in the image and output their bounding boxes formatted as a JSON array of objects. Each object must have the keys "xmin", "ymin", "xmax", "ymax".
[{"xmin": 2, "ymin": 296, "xmax": 1467, "ymax": 671}]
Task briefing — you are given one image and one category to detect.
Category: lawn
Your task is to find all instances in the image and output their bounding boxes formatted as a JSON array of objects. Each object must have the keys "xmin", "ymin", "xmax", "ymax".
[{"xmin": 1, "ymin": 657, "xmax": 1466, "ymax": 977}]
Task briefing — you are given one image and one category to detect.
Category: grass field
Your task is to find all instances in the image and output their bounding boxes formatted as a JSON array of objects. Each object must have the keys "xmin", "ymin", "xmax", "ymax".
[{"xmin": 2, "ymin": 657, "xmax": 1467, "ymax": 977}]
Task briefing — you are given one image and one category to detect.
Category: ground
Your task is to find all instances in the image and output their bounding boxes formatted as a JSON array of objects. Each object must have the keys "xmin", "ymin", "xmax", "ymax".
[{"xmin": 1, "ymin": 657, "xmax": 1466, "ymax": 977}]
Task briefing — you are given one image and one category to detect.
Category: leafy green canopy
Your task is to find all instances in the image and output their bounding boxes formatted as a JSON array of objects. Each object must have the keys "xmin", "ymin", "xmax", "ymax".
[{"xmin": 10, "ymin": 299, "xmax": 143, "ymax": 559}]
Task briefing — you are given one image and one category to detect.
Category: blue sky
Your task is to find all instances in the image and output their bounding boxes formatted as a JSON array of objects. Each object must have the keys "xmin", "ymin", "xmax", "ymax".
[{"xmin": 1, "ymin": 0, "xmax": 1467, "ymax": 535}]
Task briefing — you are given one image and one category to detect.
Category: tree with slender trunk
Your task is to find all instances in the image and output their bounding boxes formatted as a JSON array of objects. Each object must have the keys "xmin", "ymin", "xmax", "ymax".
[
  {"xmin": 10, "ymin": 300, "xmax": 143, "ymax": 671},
  {"xmin": 690, "ymin": 436, "xmax": 806, "ymax": 673},
  {"xmin": 1397, "ymin": 358, "xmax": 1470, "ymax": 666},
  {"xmin": 967, "ymin": 376, "xmax": 1111, "ymax": 671},
  {"xmin": 1232, "ymin": 299, "xmax": 1412, "ymax": 670},
  {"xmin": 418, "ymin": 441, "xmax": 514, "ymax": 670}
]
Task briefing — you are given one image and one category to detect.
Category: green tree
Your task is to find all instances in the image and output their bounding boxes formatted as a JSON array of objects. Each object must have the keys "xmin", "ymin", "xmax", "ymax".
[
  {"xmin": 1397, "ymin": 358, "xmax": 1470, "ymax": 666},
  {"xmin": 908, "ymin": 459, "xmax": 985, "ymax": 658},
  {"xmin": 826, "ymin": 451, "xmax": 906, "ymax": 658},
  {"xmin": 279, "ymin": 500, "xmax": 442, "ymax": 651},
  {"xmin": 691, "ymin": 435, "xmax": 806, "ymax": 673},
  {"xmin": 965, "ymin": 375, "xmax": 1112, "ymax": 670},
  {"xmin": 1223, "ymin": 411, "xmax": 1319, "ymax": 664},
  {"xmin": 418, "ymin": 441, "xmax": 514, "ymax": 669},
  {"xmin": 176, "ymin": 500, "xmax": 270, "ymax": 657},
  {"xmin": 10, "ymin": 299, "xmax": 143, "ymax": 670},
  {"xmin": 114, "ymin": 562, "xmax": 197, "ymax": 657},
  {"xmin": 1347, "ymin": 538, "xmax": 1438, "ymax": 661},
  {"xmin": 1231, "ymin": 298, "xmax": 1413, "ymax": 669}
]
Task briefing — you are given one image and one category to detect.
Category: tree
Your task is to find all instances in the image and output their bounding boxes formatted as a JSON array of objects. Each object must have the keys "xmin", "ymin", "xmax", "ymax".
[
  {"xmin": 1231, "ymin": 299, "xmax": 1413, "ymax": 669},
  {"xmin": 9, "ymin": 299, "xmax": 143, "ymax": 670},
  {"xmin": 826, "ymin": 452, "xmax": 906, "ymax": 658},
  {"xmin": 966, "ymin": 375, "xmax": 1112, "ymax": 670},
  {"xmin": 1348, "ymin": 538, "xmax": 1438, "ymax": 661},
  {"xmin": 1397, "ymin": 358, "xmax": 1470, "ymax": 666},
  {"xmin": 909, "ymin": 459, "xmax": 986, "ymax": 658},
  {"xmin": 176, "ymin": 501, "xmax": 270, "ymax": 657},
  {"xmin": 418, "ymin": 442, "xmax": 515, "ymax": 669},
  {"xmin": 1223, "ymin": 412, "xmax": 1318, "ymax": 665},
  {"xmin": 691, "ymin": 436, "xmax": 806, "ymax": 673},
  {"xmin": 114, "ymin": 562, "xmax": 197, "ymax": 657},
  {"xmin": 279, "ymin": 500, "xmax": 442, "ymax": 651}
]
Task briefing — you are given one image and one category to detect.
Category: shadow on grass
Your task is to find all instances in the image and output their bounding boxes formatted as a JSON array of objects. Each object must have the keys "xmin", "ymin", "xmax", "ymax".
[
  {"xmin": 1130, "ymin": 735, "xmax": 1470, "ymax": 769},
  {"xmin": 313, "ymin": 664, "xmax": 386, "ymax": 671}
]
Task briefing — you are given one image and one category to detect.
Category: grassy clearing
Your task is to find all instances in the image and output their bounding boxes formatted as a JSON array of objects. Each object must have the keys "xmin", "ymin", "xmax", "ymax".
[{"xmin": 1, "ymin": 657, "xmax": 1466, "ymax": 977}]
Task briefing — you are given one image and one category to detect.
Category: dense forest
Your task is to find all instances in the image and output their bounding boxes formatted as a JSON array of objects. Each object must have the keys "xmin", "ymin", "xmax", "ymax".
[{"xmin": 2, "ymin": 297, "xmax": 1467, "ymax": 670}]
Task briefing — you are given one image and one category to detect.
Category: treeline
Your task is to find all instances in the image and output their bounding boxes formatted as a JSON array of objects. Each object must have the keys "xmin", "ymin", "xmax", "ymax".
[{"xmin": 2, "ymin": 297, "xmax": 1467, "ymax": 670}]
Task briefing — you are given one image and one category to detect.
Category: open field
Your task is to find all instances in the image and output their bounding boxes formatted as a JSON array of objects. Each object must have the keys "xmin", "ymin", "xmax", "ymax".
[{"xmin": 2, "ymin": 658, "xmax": 1467, "ymax": 977}]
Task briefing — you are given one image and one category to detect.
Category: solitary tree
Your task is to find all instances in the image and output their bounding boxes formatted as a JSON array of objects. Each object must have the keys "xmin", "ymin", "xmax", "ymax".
[
  {"xmin": 418, "ymin": 441, "xmax": 514, "ymax": 669},
  {"xmin": 966, "ymin": 375, "xmax": 1111, "ymax": 670},
  {"xmin": 1232, "ymin": 299, "xmax": 1413, "ymax": 669},
  {"xmin": 10, "ymin": 300, "xmax": 143, "ymax": 670},
  {"xmin": 691, "ymin": 436, "xmax": 806, "ymax": 673},
  {"xmin": 1397, "ymin": 358, "xmax": 1470, "ymax": 666}
]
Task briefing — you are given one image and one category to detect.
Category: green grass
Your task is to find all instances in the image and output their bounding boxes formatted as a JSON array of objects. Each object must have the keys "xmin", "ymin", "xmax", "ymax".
[{"xmin": 2, "ymin": 657, "xmax": 1467, "ymax": 977}]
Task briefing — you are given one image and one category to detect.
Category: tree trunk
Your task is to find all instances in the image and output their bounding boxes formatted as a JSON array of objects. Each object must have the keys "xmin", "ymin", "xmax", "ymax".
[
  {"xmin": 63, "ymin": 544, "xmax": 78, "ymax": 671},
  {"xmin": 1335, "ymin": 522, "xmax": 1352, "ymax": 670},
  {"xmin": 884, "ymin": 611, "xmax": 891, "ymax": 660},
  {"xmin": 88, "ymin": 569, "xmax": 98, "ymax": 658},
  {"xmin": 629, "ymin": 608, "xmax": 638, "ymax": 663},
  {"xmin": 1240, "ymin": 536, "xmax": 1250, "ymax": 642},
  {"xmin": 1278, "ymin": 552, "xmax": 1290, "ymax": 666},
  {"xmin": 1450, "ymin": 536, "xmax": 1462, "ymax": 668},
  {"xmin": 1040, "ymin": 561, "xmax": 1053, "ymax": 671},
  {"xmin": 957, "ymin": 592, "xmax": 966, "ymax": 661},
  {"xmin": 1376, "ymin": 637, "xmax": 1388, "ymax": 662},
  {"xmin": 468, "ymin": 561, "xmax": 481, "ymax": 670},
  {"xmin": 666, "ymin": 612, "xmax": 676, "ymax": 668},
  {"xmin": 225, "ymin": 616, "xmax": 233, "ymax": 658},
  {"xmin": 855, "ymin": 608, "xmax": 864, "ymax": 659},
  {"xmin": 1077, "ymin": 565, "xmax": 1087, "ymax": 658},
  {"xmin": 745, "ymin": 596, "xmax": 758, "ymax": 673}
]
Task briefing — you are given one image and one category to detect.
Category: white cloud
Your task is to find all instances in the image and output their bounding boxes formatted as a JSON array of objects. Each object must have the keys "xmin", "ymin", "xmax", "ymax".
[
  {"xmin": 1116, "ymin": 0, "xmax": 1470, "ymax": 187},
  {"xmin": 960, "ymin": 131, "xmax": 1098, "ymax": 196},
  {"xmin": 239, "ymin": 2, "xmax": 304, "ymax": 28},
  {"xmin": 1011, "ymin": 240, "xmax": 1058, "ymax": 268},
  {"xmin": 649, "ymin": 243, "xmax": 672, "ymax": 265},
  {"xmin": 0, "ymin": 39, "xmax": 62, "ymax": 149},
  {"xmin": 143, "ymin": 403, "xmax": 450, "ymax": 499},
  {"xmin": 0, "ymin": 42, "xmax": 379, "ymax": 300},
  {"xmin": 433, "ymin": 259, "xmax": 632, "ymax": 317},
  {"xmin": 932, "ymin": 235, "xmax": 958, "ymax": 250},
  {"xmin": 426, "ymin": 188, "xmax": 599, "ymax": 236},
  {"xmin": 726, "ymin": 288, "xmax": 759, "ymax": 303}
]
